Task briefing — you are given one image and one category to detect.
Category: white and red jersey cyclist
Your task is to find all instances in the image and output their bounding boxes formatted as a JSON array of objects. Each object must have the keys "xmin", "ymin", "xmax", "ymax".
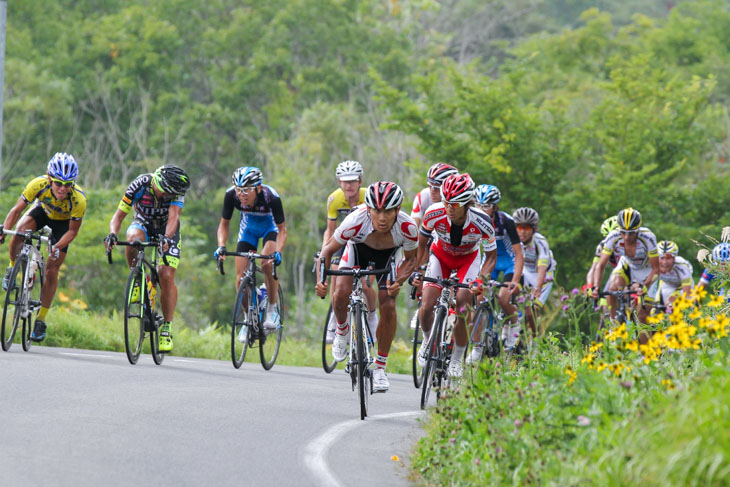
[{"xmin": 410, "ymin": 162, "xmax": 458, "ymax": 227}]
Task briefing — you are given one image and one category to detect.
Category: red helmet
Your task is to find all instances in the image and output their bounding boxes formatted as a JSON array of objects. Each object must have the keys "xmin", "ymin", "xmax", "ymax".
[
  {"xmin": 440, "ymin": 173, "xmax": 475, "ymax": 205},
  {"xmin": 426, "ymin": 162, "xmax": 458, "ymax": 187},
  {"xmin": 365, "ymin": 181, "xmax": 404, "ymax": 210}
]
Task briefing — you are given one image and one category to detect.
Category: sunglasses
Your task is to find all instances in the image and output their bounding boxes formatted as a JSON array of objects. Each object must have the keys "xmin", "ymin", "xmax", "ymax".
[
  {"xmin": 444, "ymin": 201, "xmax": 465, "ymax": 208},
  {"xmin": 516, "ymin": 224, "xmax": 533, "ymax": 231},
  {"xmin": 476, "ymin": 204, "xmax": 495, "ymax": 211},
  {"xmin": 50, "ymin": 178, "xmax": 73, "ymax": 188},
  {"xmin": 620, "ymin": 230, "xmax": 638, "ymax": 235},
  {"xmin": 235, "ymin": 186, "xmax": 255, "ymax": 195}
]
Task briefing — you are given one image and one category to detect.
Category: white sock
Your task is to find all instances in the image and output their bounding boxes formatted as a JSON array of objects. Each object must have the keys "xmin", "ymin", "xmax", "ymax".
[
  {"xmin": 453, "ymin": 345, "xmax": 466, "ymax": 363},
  {"xmin": 267, "ymin": 304, "xmax": 277, "ymax": 314}
]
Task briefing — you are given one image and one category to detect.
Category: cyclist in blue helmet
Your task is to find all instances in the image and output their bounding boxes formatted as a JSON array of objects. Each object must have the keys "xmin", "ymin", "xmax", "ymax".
[
  {"xmin": 0, "ymin": 152, "xmax": 86, "ymax": 342},
  {"xmin": 697, "ymin": 242, "xmax": 730, "ymax": 297}
]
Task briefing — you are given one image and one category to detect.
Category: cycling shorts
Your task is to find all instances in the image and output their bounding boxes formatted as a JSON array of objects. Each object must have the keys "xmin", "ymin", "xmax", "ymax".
[
  {"xmin": 339, "ymin": 242, "xmax": 397, "ymax": 289},
  {"xmin": 27, "ymin": 205, "xmax": 70, "ymax": 253},
  {"xmin": 611, "ymin": 256, "xmax": 651, "ymax": 286},
  {"xmin": 238, "ymin": 213, "xmax": 278, "ymax": 249},
  {"xmin": 490, "ymin": 254, "xmax": 515, "ymax": 282},
  {"xmin": 425, "ymin": 245, "xmax": 480, "ymax": 290},
  {"xmin": 236, "ymin": 232, "xmax": 277, "ymax": 253},
  {"xmin": 521, "ymin": 269, "xmax": 554, "ymax": 307},
  {"xmin": 127, "ymin": 218, "xmax": 181, "ymax": 269}
]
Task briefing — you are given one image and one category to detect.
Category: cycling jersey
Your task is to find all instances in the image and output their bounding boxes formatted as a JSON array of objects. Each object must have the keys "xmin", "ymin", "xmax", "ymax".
[
  {"xmin": 222, "ymin": 185, "xmax": 285, "ymax": 247},
  {"xmin": 410, "ymin": 188, "xmax": 433, "ymax": 222},
  {"xmin": 658, "ymin": 256, "xmax": 694, "ymax": 289},
  {"xmin": 601, "ymin": 228, "xmax": 658, "ymax": 269},
  {"xmin": 22, "ymin": 176, "xmax": 86, "ymax": 221},
  {"xmin": 421, "ymin": 203, "xmax": 497, "ymax": 256},
  {"xmin": 118, "ymin": 174, "xmax": 184, "ymax": 228},
  {"xmin": 593, "ymin": 239, "xmax": 619, "ymax": 267},
  {"xmin": 326, "ymin": 188, "xmax": 366, "ymax": 222},
  {"xmin": 521, "ymin": 232, "xmax": 556, "ymax": 273},
  {"xmin": 333, "ymin": 205, "xmax": 418, "ymax": 251}
]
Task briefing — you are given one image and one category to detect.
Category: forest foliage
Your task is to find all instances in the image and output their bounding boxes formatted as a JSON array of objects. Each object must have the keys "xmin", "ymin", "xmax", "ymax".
[{"xmin": 2, "ymin": 0, "xmax": 729, "ymax": 331}]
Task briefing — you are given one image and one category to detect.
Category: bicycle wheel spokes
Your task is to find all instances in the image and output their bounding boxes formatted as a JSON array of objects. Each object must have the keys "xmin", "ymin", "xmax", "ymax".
[
  {"xmin": 420, "ymin": 308, "xmax": 444, "ymax": 410},
  {"xmin": 355, "ymin": 307, "xmax": 369, "ymax": 420},
  {"xmin": 231, "ymin": 282, "xmax": 252, "ymax": 369},
  {"xmin": 123, "ymin": 268, "xmax": 145, "ymax": 364},
  {"xmin": 321, "ymin": 305, "xmax": 337, "ymax": 373},
  {"xmin": 259, "ymin": 285, "xmax": 284, "ymax": 370},
  {"xmin": 1, "ymin": 260, "xmax": 25, "ymax": 351}
]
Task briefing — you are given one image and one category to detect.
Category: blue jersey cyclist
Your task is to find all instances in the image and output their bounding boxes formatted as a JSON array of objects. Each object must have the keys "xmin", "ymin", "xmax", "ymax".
[
  {"xmin": 215, "ymin": 167, "xmax": 287, "ymax": 329},
  {"xmin": 105, "ymin": 165, "xmax": 190, "ymax": 353},
  {"xmin": 697, "ymin": 242, "xmax": 730, "ymax": 297},
  {"xmin": 467, "ymin": 184, "xmax": 523, "ymax": 363},
  {"xmin": 0, "ymin": 153, "xmax": 86, "ymax": 342}
]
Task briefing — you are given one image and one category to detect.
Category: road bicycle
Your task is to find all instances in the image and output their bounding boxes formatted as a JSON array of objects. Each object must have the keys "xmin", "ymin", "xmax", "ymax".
[
  {"xmin": 1, "ymin": 228, "xmax": 49, "ymax": 352},
  {"xmin": 312, "ymin": 252, "xmax": 338, "ymax": 374},
  {"xmin": 420, "ymin": 271, "xmax": 471, "ymax": 410},
  {"xmin": 467, "ymin": 279, "xmax": 509, "ymax": 364},
  {"xmin": 597, "ymin": 288, "xmax": 644, "ymax": 339},
  {"xmin": 107, "ymin": 238, "xmax": 167, "ymax": 365},
  {"xmin": 320, "ymin": 260, "xmax": 394, "ymax": 420},
  {"xmin": 408, "ymin": 264, "xmax": 427, "ymax": 388},
  {"xmin": 217, "ymin": 250, "xmax": 284, "ymax": 370}
]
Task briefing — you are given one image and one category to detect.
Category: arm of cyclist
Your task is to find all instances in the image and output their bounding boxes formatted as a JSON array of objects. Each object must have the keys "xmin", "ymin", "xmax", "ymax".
[
  {"xmin": 0, "ymin": 197, "xmax": 29, "ymax": 244},
  {"xmin": 215, "ymin": 217, "xmax": 231, "ymax": 261},
  {"xmin": 532, "ymin": 264, "xmax": 549, "ymax": 300},
  {"xmin": 386, "ymin": 248, "xmax": 417, "ymax": 297},
  {"xmin": 509, "ymin": 242, "xmax": 524, "ymax": 295},
  {"xmin": 315, "ymin": 237, "xmax": 344, "ymax": 297},
  {"xmin": 640, "ymin": 255, "xmax": 660, "ymax": 294},
  {"xmin": 160, "ymin": 204, "xmax": 181, "ymax": 253},
  {"xmin": 105, "ymin": 207, "xmax": 129, "ymax": 251},
  {"xmin": 273, "ymin": 222, "xmax": 287, "ymax": 265},
  {"xmin": 50, "ymin": 219, "xmax": 82, "ymax": 260},
  {"xmin": 591, "ymin": 252, "xmax": 612, "ymax": 298},
  {"xmin": 473, "ymin": 249, "xmax": 497, "ymax": 295}
]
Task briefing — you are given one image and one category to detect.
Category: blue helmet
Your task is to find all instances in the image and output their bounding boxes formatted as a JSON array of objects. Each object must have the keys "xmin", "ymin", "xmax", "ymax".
[
  {"xmin": 47, "ymin": 153, "xmax": 79, "ymax": 181},
  {"xmin": 712, "ymin": 242, "xmax": 730, "ymax": 263},
  {"xmin": 474, "ymin": 184, "xmax": 501, "ymax": 205},
  {"xmin": 232, "ymin": 166, "xmax": 263, "ymax": 187}
]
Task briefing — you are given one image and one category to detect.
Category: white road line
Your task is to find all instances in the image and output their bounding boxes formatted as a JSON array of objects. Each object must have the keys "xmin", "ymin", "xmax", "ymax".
[
  {"xmin": 303, "ymin": 410, "xmax": 423, "ymax": 487},
  {"xmin": 59, "ymin": 352, "xmax": 114, "ymax": 359},
  {"xmin": 173, "ymin": 359, "xmax": 197, "ymax": 363}
]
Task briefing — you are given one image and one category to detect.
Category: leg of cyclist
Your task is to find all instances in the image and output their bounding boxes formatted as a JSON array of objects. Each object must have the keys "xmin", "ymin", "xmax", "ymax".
[
  {"xmin": 364, "ymin": 278, "xmax": 378, "ymax": 342},
  {"xmin": 261, "ymin": 235, "xmax": 281, "ymax": 328},
  {"xmin": 417, "ymin": 253, "xmax": 444, "ymax": 366},
  {"xmin": 330, "ymin": 243, "xmax": 356, "ymax": 363},
  {"xmin": 373, "ymin": 287, "xmax": 397, "ymax": 392},
  {"xmin": 157, "ymin": 226, "xmax": 181, "ymax": 352},
  {"xmin": 608, "ymin": 259, "xmax": 630, "ymax": 320}
]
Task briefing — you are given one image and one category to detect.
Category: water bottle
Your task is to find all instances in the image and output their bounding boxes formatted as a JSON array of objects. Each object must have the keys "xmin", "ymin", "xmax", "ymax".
[
  {"xmin": 258, "ymin": 285, "xmax": 268, "ymax": 311},
  {"xmin": 147, "ymin": 276, "xmax": 157, "ymax": 308}
]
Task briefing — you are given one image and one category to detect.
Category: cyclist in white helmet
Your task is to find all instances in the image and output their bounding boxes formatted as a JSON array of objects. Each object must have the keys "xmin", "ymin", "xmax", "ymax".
[{"xmin": 646, "ymin": 240, "xmax": 693, "ymax": 309}]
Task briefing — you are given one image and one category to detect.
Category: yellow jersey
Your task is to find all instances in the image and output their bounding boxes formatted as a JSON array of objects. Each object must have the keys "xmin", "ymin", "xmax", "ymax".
[
  {"xmin": 326, "ymin": 188, "xmax": 365, "ymax": 222},
  {"xmin": 21, "ymin": 176, "xmax": 87, "ymax": 221}
]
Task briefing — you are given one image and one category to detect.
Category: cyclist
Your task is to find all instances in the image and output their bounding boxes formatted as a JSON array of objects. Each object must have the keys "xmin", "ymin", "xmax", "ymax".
[
  {"xmin": 315, "ymin": 181, "xmax": 418, "ymax": 392},
  {"xmin": 466, "ymin": 184, "xmax": 523, "ymax": 364},
  {"xmin": 585, "ymin": 216, "xmax": 619, "ymax": 292},
  {"xmin": 320, "ymin": 160, "xmax": 377, "ymax": 343},
  {"xmin": 0, "ymin": 153, "xmax": 85, "ymax": 342},
  {"xmin": 415, "ymin": 173, "xmax": 497, "ymax": 378},
  {"xmin": 214, "ymin": 167, "xmax": 286, "ymax": 330},
  {"xmin": 591, "ymin": 207, "xmax": 659, "ymax": 341},
  {"xmin": 410, "ymin": 162, "xmax": 459, "ymax": 229},
  {"xmin": 646, "ymin": 240, "xmax": 693, "ymax": 309},
  {"xmin": 105, "ymin": 165, "xmax": 190, "ymax": 353},
  {"xmin": 512, "ymin": 207, "xmax": 556, "ymax": 345},
  {"xmin": 696, "ymin": 242, "xmax": 730, "ymax": 296}
]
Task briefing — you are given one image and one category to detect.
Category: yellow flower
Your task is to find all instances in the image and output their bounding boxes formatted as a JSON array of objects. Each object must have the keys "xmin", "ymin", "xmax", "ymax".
[
  {"xmin": 708, "ymin": 295, "xmax": 724, "ymax": 308},
  {"xmin": 565, "ymin": 366, "xmax": 577, "ymax": 385},
  {"xmin": 688, "ymin": 308, "xmax": 702, "ymax": 320},
  {"xmin": 661, "ymin": 379, "xmax": 675, "ymax": 390},
  {"xmin": 625, "ymin": 341, "xmax": 639, "ymax": 352}
]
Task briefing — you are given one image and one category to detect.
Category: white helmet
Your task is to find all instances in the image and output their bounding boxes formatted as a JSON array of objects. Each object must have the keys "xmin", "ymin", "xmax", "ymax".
[{"xmin": 335, "ymin": 160, "xmax": 363, "ymax": 181}]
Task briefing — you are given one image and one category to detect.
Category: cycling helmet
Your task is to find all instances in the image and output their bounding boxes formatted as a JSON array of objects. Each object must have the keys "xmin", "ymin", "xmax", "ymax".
[
  {"xmin": 617, "ymin": 207, "xmax": 642, "ymax": 232},
  {"xmin": 47, "ymin": 152, "xmax": 79, "ymax": 181},
  {"xmin": 474, "ymin": 184, "xmax": 501, "ymax": 205},
  {"xmin": 426, "ymin": 162, "xmax": 458, "ymax": 187},
  {"xmin": 440, "ymin": 173, "xmax": 475, "ymax": 205},
  {"xmin": 232, "ymin": 166, "xmax": 263, "ymax": 188},
  {"xmin": 600, "ymin": 216, "xmax": 619, "ymax": 237},
  {"xmin": 712, "ymin": 242, "xmax": 730, "ymax": 263},
  {"xmin": 657, "ymin": 240, "xmax": 679, "ymax": 257},
  {"xmin": 153, "ymin": 165, "xmax": 190, "ymax": 196},
  {"xmin": 335, "ymin": 160, "xmax": 363, "ymax": 181},
  {"xmin": 365, "ymin": 181, "xmax": 404, "ymax": 210},
  {"xmin": 512, "ymin": 207, "xmax": 539, "ymax": 226}
]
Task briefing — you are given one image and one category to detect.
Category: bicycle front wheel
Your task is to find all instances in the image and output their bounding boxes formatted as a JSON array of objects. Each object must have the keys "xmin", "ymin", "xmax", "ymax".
[
  {"xmin": 410, "ymin": 307, "xmax": 423, "ymax": 388},
  {"xmin": 123, "ymin": 267, "xmax": 145, "ymax": 365},
  {"xmin": 150, "ymin": 314, "xmax": 165, "ymax": 365},
  {"xmin": 355, "ymin": 306, "xmax": 370, "ymax": 420},
  {"xmin": 259, "ymin": 284, "xmax": 284, "ymax": 370},
  {"xmin": 231, "ymin": 280, "xmax": 252, "ymax": 369},
  {"xmin": 1, "ymin": 258, "xmax": 26, "ymax": 351},
  {"xmin": 321, "ymin": 304, "xmax": 337, "ymax": 373},
  {"xmin": 420, "ymin": 307, "xmax": 445, "ymax": 410},
  {"xmin": 22, "ymin": 260, "xmax": 44, "ymax": 352}
]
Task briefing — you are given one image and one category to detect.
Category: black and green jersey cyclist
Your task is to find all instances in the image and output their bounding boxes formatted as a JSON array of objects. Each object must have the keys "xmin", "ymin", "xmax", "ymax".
[{"xmin": 105, "ymin": 165, "xmax": 190, "ymax": 353}]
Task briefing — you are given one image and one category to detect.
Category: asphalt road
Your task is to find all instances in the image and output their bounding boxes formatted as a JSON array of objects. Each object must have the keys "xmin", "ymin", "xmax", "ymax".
[{"xmin": 0, "ymin": 346, "xmax": 426, "ymax": 487}]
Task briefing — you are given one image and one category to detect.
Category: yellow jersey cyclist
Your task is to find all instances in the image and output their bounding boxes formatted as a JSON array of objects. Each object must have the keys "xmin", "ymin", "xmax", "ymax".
[
  {"xmin": 646, "ymin": 240, "xmax": 693, "ymax": 310},
  {"xmin": 321, "ymin": 160, "xmax": 377, "ymax": 342},
  {"xmin": 0, "ymin": 153, "xmax": 86, "ymax": 342},
  {"xmin": 215, "ymin": 167, "xmax": 287, "ymax": 329},
  {"xmin": 105, "ymin": 165, "xmax": 190, "ymax": 353},
  {"xmin": 591, "ymin": 208, "xmax": 659, "ymax": 340},
  {"xmin": 315, "ymin": 181, "xmax": 419, "ymax": 392},
  {"xmin": 512, "ymin": 207, "xmax": 556, "ymax": 348}
]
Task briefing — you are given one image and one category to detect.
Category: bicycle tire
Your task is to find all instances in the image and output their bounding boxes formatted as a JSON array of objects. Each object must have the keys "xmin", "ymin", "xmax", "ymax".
[
  {"xmin": 259, "ymin": 285, "xmax": 284, "ymax": 370},
  {"xmin": 123, "ymin": 266, "xmax": 145, "ymax": 365},
  {"xmin": 355, "ymin": 306, "xmax": 369, "ymax": 420},
  {"xmin": 321, "ymin": 304, "xmax": 337, "ymax": 373},
  {"xmin": 420, "ymin": 306, "xmax": 445, "ymax": 409},
  {"xmin": 470, "ymin": 303, "xmax": 500, "ymax": 361},
  {"xmin": 411, "ymin": 308, "xmax": 423, "ymax": 388},
  {"xmin": 1, "ymin": 258, "xmax": 26, "ymax": 351},
  {"xmin": 150, "ymin": 314, "xmax": 165, "ymax": 365},
  {"xmin": 21, "ymin": 259, "xmax": 44, "ymax": 352},
  {"xmin": 231, "ymin": 279, "xmax": 252, "ymax": 369}
]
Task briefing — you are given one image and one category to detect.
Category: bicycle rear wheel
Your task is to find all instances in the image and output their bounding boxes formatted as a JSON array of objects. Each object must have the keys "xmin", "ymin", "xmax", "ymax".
[
  {"xmin": 21, "ymin": 260, "xmax": 43, "ymax": 352},
  {"xmin": 469, "ymin": 303, "xmax": 500, "ymax": 361},
  {"xmin": 123, "ymin": 267, "xmax": 145, "ymax": 365},
  {"xmin": 411, "ymin": 307, "xmax": 423, "ymax": 388},
  {"xmin": 231, "ymin": 279, "xmax": 252, "ymax": 369},
  {"xmin": 150, "ymin": 313, "xmax": 165, "ymax": 365},
  {"xmin": 1, "ymin": 258, "xmax": 26, "ymax": 351},
  {"xmin": 355, "ymin": 306, "xmax": 370, "ymax": 420},
  {"xmin": 260, "ymin": 285, "xmax": 284, "ymax": 370},
  {"xmin": 420, "ymin": 307, "xmax": 445, "ymax": 409},
  {"xmin": 321, "ymin": 304, "xmax": 337, "ymax": 373}
]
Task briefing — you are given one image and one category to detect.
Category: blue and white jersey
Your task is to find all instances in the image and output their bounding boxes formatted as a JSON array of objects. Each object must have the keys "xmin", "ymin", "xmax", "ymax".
[{"xmin": 221, "ymin": 184, "xmax": 285, "ymax": 243}]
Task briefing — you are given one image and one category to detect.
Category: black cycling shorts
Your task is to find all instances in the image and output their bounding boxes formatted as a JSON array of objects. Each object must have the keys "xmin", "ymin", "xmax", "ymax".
[{"xmin": 28, "ymin": 205, "xmax": 70, "ymax": 253}]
